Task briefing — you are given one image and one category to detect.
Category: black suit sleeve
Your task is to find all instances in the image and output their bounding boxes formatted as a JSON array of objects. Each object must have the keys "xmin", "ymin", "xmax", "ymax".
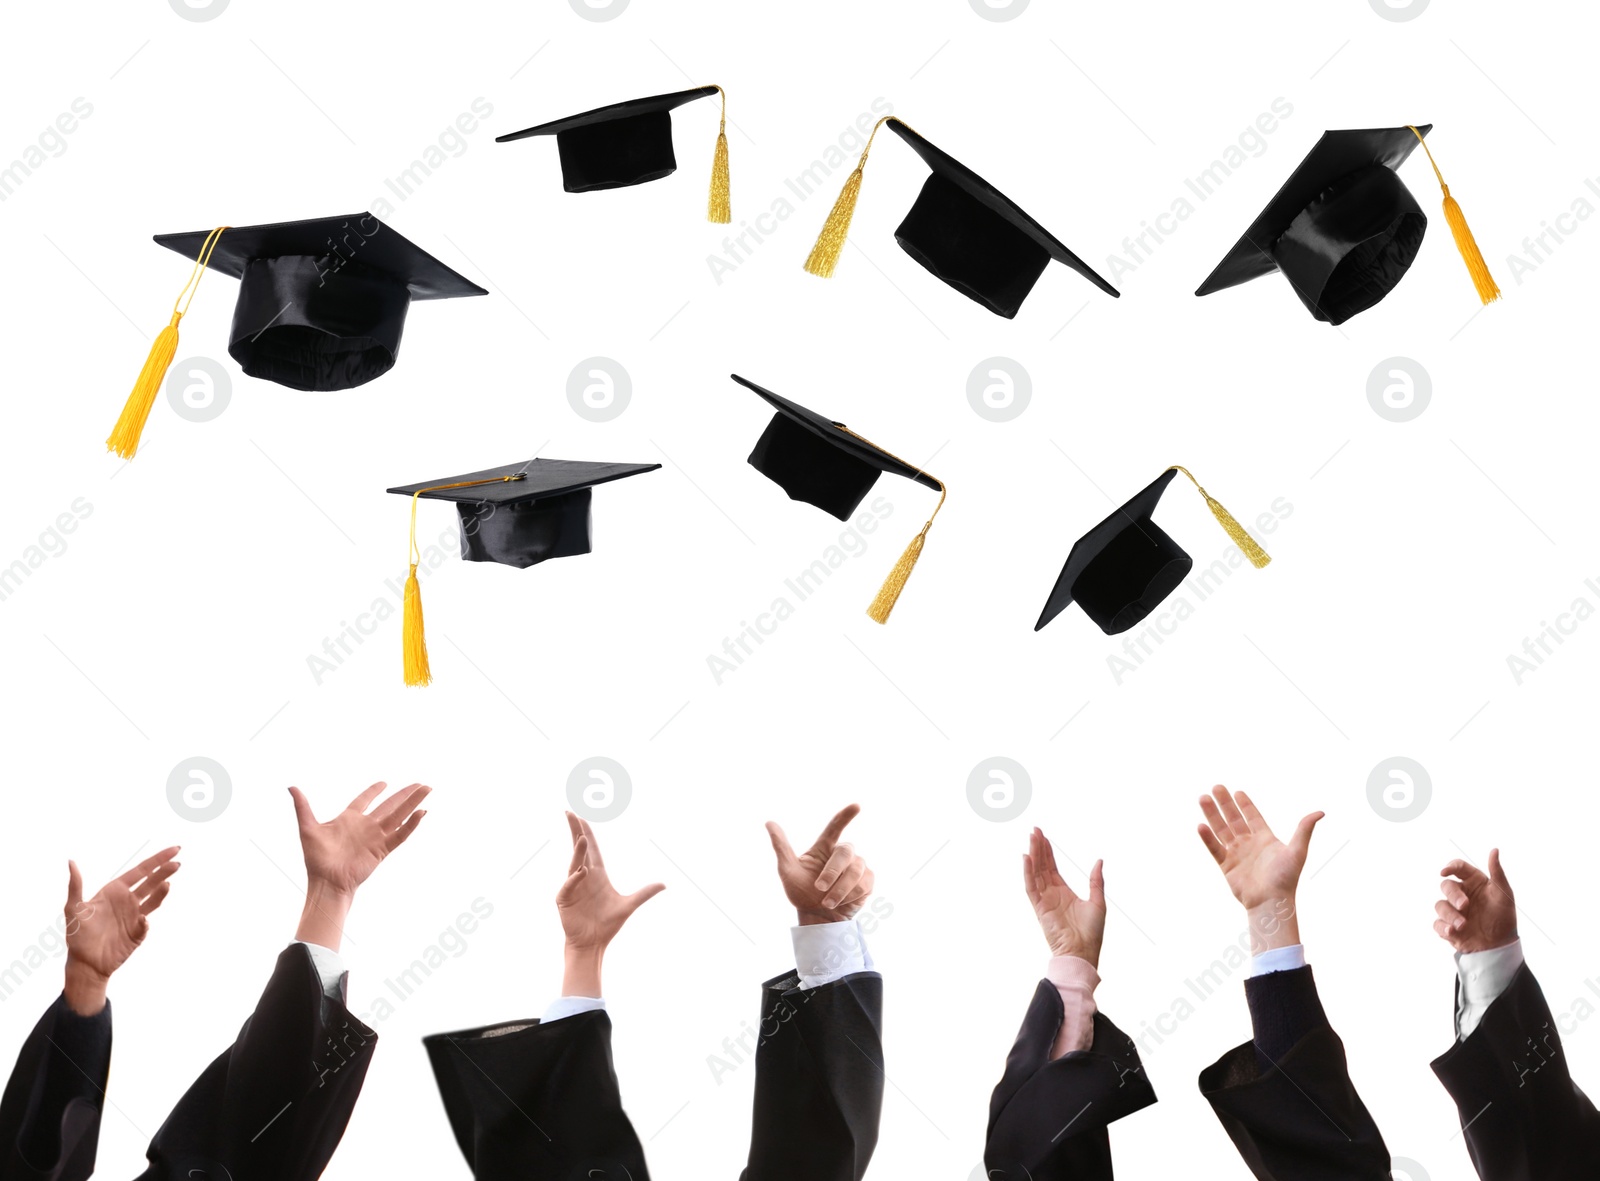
[
  {"xmin": 1431, "ymin": 962, "xmax": 1600, "ymax": 1181},
  {"xmin": 1198, "ymin": 966, "xmax": 1390, "ymax": 1181},
  {"xmin": 131, "ymin": 943, "xmax": 376, "ymax": 1181},
  {"xmin": 983, "ymin": 981, "xmax": 1157, "ymax": 1181},
  {"xmin": 0, "ymin": 995, "xmax": 113, "ymax": 1181},
  {"xmin": 741, "ymin": 969, "xmax": 883, "ymax": 1181},
  {"xmin": 423, "ymin": 1009, "xmax": 647, "ymax": 1181}
]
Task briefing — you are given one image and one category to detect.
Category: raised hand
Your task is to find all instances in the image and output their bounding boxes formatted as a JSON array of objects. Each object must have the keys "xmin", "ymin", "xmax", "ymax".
[
  {"xmin": 1023, "ymin": 828, "xmax": 1105, "ymax": 968},
  {"xmin": 557, "ymin": 812, "xmax": 665, "ymax": 951},
  {"xmin": 1435, "ymin": 850, "xmax": 1518, "ymax": 954},
  {"xmin": 290, "ymin": 782, "xmax": 430, "ymax": 951},
  {"xmin": 63, "ymin": 847, "xmax": 181, "ymax": 1015},
  {"xmin": 766, "ymin": 804, "xmax": 873, "ymax": 925},
  {"xmin": 1197, "ymin": 785, "xmax": 1321, "ymax": 953},
  {"xmin": 557, "ymin": 813, "xmax": 664, "ymax": 998}
]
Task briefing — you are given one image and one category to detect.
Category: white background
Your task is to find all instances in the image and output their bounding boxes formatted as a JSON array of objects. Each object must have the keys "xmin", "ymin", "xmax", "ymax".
[{"xmin": 1, "ymin": 2, "xmax": 1596, "ymax": 1179}]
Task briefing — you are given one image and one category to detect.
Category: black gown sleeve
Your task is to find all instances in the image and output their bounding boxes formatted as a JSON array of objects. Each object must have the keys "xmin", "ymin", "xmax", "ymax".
[
  {"xmin": 131, "ymin": 943, "xmax": 376, "ymax": 1181},
  {"xmin": 983, "ymin": 981, "xmax": 1156, "ymax": 1180},
  {"xmin": 740, "ymin": 969, "xmax": 883, "ymax": 1181},
  {"xmin": 1431, "ymin": 962, "xmax": 1600, "ymax": 1181},
  {"xmin": 423, "ymin": 1009, "xmax": 647, "ymax": 1181},
  {"xmin": 0, "ymin": 994, "xmax": 113, "ymax": 1181},
  {"xmin": 1198, "ymin": 965, "xmax": 1390, "ymax": 1181}
]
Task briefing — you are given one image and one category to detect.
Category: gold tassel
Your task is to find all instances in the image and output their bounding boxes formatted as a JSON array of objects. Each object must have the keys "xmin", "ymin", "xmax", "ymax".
[
  {"xmin": 1408, "ymin": 126, "xmax": 1500, "ymax": 305},
  {"xmin": 402, "ymin": 473, "xmax": 526, "ymax": 686},
  {"xmin": 804, "ymin": 166, "xmax": 865, "ymax": 278},
  {"xmin": 106, "ymin": 225, "xmax": 226, "ymax": 459},
  {"xmin": 402, "ymin": 562, "xmax": 431, "ymax": 687},
  {"xmin": 707, "ymin": 86, "xmax": 730, "ymax": 223},
  {"xmin": 106, "ymin": 315, "xmax": 180, "ymax": 459},
  {"xmin": 867, "ymin": 527, "xmax": 927, "ymax": 624},
  {"xmin": 1169, "ymin": 466, "xmax": 1270, "ymax": 568},
  {"xmin": 803, "ymin": 115, "xmax": 901, "ymax": 278}
]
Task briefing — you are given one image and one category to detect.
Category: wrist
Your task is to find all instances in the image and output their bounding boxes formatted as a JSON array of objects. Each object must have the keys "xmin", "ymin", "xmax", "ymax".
[
  {"xmin": 63, "ymin": 959, "xmax": 109, "ymax": 1016},
  {"xmin": 796, "ymin": 908, "xmax": 851, "ymax": 926},
  {"xmin": 1048, "ymin": 942, "xmax": 1100, "ymax": 969},
  {"xmin": 562, "ymin": 942, "xmax": 605, "ymax": 997},
  {"xmin": 1245, "ymin": 897, "xmax": 1300, "ymax": 955},
  {"xmin": 296, "ymin": 878, "xmax": 356, "ymax": 951}
]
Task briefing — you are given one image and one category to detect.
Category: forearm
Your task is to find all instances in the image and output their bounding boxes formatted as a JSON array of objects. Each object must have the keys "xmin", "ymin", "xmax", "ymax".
[{"xmin": 295, "ymin": 879, "xmax": 355, "ymax": 951}]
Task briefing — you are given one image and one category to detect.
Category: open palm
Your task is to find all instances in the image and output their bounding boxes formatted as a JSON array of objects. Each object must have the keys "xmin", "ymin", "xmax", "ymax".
[
  {"xmin": 64, "ymin": 847, "xmax": 181, "ymax": 982},
  {"xmin": 557, "ymin": 813, "xmax": 664, "ymax": 950},
  {"xmin": 1023, "ymin": 828, "xmax": 1105, "ymax": 966},
  {"xmin": 290, "ymin": 782, "xmax": 430, "ymax": 895},
  {"xmin": 1197, "ymin": 786, "xmax": 1321, "ymax": 910}
]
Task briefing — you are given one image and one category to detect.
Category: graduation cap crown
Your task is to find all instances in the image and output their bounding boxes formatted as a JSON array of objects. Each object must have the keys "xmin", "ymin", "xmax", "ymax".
[
  {"xmin": 734, "ymin": 374, "xmax": 944, "ymax": 624},
  {"xmin": 106, "ymin": 213, "xmax": 486, "ymax": 458},
  {"xmin": 389, "ymin": 457, "xmax": 661, "ymax": 685},
  {"xmin": 1037, "ymin": 466, "xmax": 1270, "ymax": 634},
  {"xmin": 496, "ymin": 85, "xmax": 731, "ymax": 222},
  {"xmin": 1195, "ymin": 125, "xmax": 1499, "ymax": 324},
  {"xmin": 801, "ymin": 115, "xmax": 1117, "ymax": 318}
]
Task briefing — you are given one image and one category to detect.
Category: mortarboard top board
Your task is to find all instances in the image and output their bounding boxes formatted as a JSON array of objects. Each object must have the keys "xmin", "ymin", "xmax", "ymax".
[
  {"xmin": 496, "ymin": 85, "xmax": 731, "ymax": 221},
  {"xmin": 1195, "ymin": 125, "xmax": 1501, "ymax": 324},
  {"xmin": 388, "ymin": 457, "xmax": 661, "ymax": 686},
  {"xmin": 802, "ymin": 115, "xmax": 1118, "ymax": 319},
  {"xmin": 1036, "ymin": 467, "xmax": 1270, "ymax": 635},
  {"xmin": 106, "ymin": 213, "xmax": 486, "ymax": 459},
  {"xmin": 733, "ymin": 373, "xmax": 944, "ymax": 624}
]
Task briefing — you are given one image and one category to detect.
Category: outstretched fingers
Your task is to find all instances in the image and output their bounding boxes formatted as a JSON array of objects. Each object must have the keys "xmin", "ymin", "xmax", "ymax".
[{"xmin": 812, "ymin": 804, "xmax": 861, "ymax": 852}]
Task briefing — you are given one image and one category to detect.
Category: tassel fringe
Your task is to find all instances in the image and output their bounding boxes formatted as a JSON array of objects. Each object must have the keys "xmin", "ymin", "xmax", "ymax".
[
  {"xmin": 402, "ymin": 563, "xmax": 432, "ymax": 687},
  {"xmin": 1202, "ymin": 492, "xmax": 1271, "ymax": 568},
  {"xmin": 708, "ymin": 130, "xmax": 731, "ymax": 223},
  {"xmin": 803, "ymin": 167, "xmax": 864, "ymax": 278},
  {"xmin": 106, "ymin": 315, "xmax": 180, "ymax": 459},
  {"xmin": 867, "ymin": 528, "xmax": 927, "ymax": 624},
  {"xmin": 1440, "ymin": 187, "xmax": 1500, "ymax": 304}
]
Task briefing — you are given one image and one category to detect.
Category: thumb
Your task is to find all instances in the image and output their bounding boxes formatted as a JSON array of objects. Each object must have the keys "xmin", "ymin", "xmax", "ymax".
[
  {"xmin": 66, "ymin": 860, "xmax": 83, "ymax": 910},
  {"xmin": 625, "ymin": 882, "xmax": 667, "ymax": 913},
  {"xmin": 288, "ymin": 786, "xmax": 316, "ymax": 830},
  {"xmin": 1088, "ymin": 859, "xmax": 1106, "ymax": 909},
  {"xmin": 766, "ymin": 821, "xmax": 796, "ymax": 867},
  {"xmin": 1488, "ymin": 848, "xmax": 1512, "ymax": 895},
  {"xmin": 1289, "ymin": 811, "xmax": 1324, "ymax": 860}
]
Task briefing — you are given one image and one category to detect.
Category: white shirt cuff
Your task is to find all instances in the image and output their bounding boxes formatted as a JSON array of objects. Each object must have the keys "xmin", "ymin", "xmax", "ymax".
[
  {"xmin": 297, "ymin": 941, "xmax": 346, "ymax": 1001},
  {"xmin": 1247, "ymin": 943, "xmax": 1307, "ymax": 978},
  {"xmin": 1456, "ymin": 939, "xmax": 1524, "ymax": 1041},
  {"xmin": 791, "ymin": 918, "xmax": 874, "ymax": 989},
  {"xmin": 542, "ymin": 996, "xmax": 607, "ymax": 1024}
]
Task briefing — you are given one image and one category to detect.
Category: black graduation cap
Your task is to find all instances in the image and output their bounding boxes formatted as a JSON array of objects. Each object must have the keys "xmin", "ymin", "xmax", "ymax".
[
  {"xmin": 734, "ymin": 374, "xmax": 944, "ymax": 624},
  {"xmin": 387, "ymin": 457, "xmax": 661, "ymax": 685},
  {"xmin": 496, "ymin": 85, "xmax": 731, "ymax": 220},
  {"xmin": 1036, "ymin": 467, "xmax": 1270, "ymax": 634},
  {"xmin": 802, "ymin": 115, "xmax": 1118, "ymax": 318},
  {"xmin": 106, "ymin": 213, "xmax": 486, "ymax": 458},
  {"xmin": 1195, "ymin": 125, "xmax": 1500, "ymax": 324}
]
